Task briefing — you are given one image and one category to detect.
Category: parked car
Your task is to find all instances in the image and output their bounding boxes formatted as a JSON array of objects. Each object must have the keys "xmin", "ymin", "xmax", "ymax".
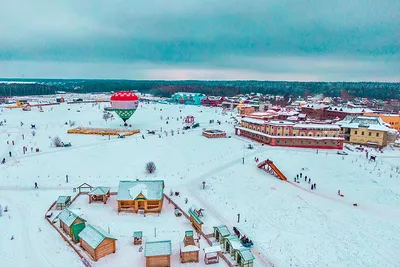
[
  {"xmin": 337, "ymin": 151, "xmax": 348, "ymax": 155},
  {"xmin": 192, "ymin": 123, "xmax": 200, "ymax": 128},
  {"xmin": 118, "ymin": 134, "xmax": 126, "ymax": 138}
]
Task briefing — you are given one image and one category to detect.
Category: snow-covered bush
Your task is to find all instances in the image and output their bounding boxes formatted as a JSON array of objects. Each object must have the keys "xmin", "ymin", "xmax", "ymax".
[{"xmin": 145, "ymin": 162, "xmax": 156, "ymax": 174}]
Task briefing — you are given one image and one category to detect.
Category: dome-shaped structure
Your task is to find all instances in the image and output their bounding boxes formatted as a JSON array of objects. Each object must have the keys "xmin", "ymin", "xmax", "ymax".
[{"xmin": 110, "ymin": 91, "xmax": 139, "ymax": 126}]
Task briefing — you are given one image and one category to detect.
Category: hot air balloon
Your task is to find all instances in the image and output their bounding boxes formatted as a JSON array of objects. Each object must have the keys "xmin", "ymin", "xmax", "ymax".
[{"xmin": 110, "ymin": 91, "xmax": 139, "ymax": 126}]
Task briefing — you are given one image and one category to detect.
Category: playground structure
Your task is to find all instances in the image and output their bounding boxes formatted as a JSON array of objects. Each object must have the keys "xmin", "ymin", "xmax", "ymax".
[
  {"xmin": 202, "ymin": 129, "xmax": 227, "ymax": 138},
  {"xmin": 257, "ymin": 159, "xmax": 287, "ymax": 181},
  {"xmin": 67, "ymin": 127, "xmax": 140, "ymax": 136}
]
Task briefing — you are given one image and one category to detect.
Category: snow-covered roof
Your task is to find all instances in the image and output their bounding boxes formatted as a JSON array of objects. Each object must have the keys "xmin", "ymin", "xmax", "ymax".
[
  {"xmin": 204, "ymin": 246, "xmax": 222, "ymax": 254},
  {"xmin": 337, "ymin": 116, "xmax": 390, "ymax": 132},
  {"xmin": 78, "ymin": 224, "xmax": 116, "ymax": 249},
  {"xmin": 268, "ymin": 120, "xmax": 295, "ymax": 126},
  {"xmin": 298, "ymin": 114, "xmax": 306, "ymax": 118},
  {"xmin": 57, "ymin": 196, "xmax": 71, "ymax": 204},
  {"xmin": 88, "ymin": 186, "xmax": 110, "ymax": 195},
  {"xmin": 293, "ymin": 124, "xmax": 340, "ymax": 130},
  {"xmin": 327, "ymin": 106, "xmax": 373, "ymax": 113},
  {"xmin": 58, "ymin": 208, "xmax": 84, "ymax": 227},
  {"xmin": 181, "ymin": 244, "xmax": 200, "ymax": 252},
  {"xmin": 145, "ymin": 240, "xmax": 172, "ymax": 257},
  {"xmin": 237, "ymin": 248, "xmax": 255, "ymax": 261},
  {"xmin": 117, "ymin": 180, "xmax": 164, "ymax": 201},
  {"xmin": 214, "ymin": 225, "xmax": 231, "ymax": 237},
  {"xmin": 236, "ymin": 126, "xmax": 344, "ymax": 141},
  {"xmin": 241, "ymin": 118, "xmax": 266, "ymax": 125}
]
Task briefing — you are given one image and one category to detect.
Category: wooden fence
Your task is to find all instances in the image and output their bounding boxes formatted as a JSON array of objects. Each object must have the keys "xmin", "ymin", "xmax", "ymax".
[
  {"xmin": 164, "ymin": 194, "xmax": 235, "ymax": 266},
  {"xmin": 45, "ymin": 192, "xmax": 93, "ymax": 267}
]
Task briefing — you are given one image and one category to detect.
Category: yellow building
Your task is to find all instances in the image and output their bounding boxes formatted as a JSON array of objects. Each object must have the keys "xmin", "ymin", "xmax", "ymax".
[
  {"xmin": 363, "ymin": 113, "xmax": 400, "ymax": 131},
  {"xmin": 338, "ymin": 116, "xmax": 390, "ymax": 147}
]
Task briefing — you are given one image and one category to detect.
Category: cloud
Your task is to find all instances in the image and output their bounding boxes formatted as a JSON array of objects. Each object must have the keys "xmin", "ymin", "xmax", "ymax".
[{"xmin": 0, "ymin": 0, "xmax": 399, "ymax": 80}]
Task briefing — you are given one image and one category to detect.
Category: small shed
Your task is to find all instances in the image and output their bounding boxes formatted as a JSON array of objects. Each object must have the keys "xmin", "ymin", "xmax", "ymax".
[
  {"xmin": 56, "ymin": 196, "xmax": 71, "ymax": 210},
  {"xmin": 145, "ymin": 240, "xmax": 172, "ymax": 267},
  {"xmin": 188, "ymin": 209, "xmax": 203, "ymax": 231},
  {"xmin": 133, "ymin": 231, "xmax": 143, "ymax": 245},
  {"xmin": 180, "ymin": 230, "xmax": 199, "ymax": 263},
  {"xmin": 117, "ymin": 180, "xmax": 164, "ymax": 213},
  {"xmin": 88, "ymin": 186, "xmax": 111, "ymax": 204},
  {"xmin": 204, "ymin": 245, "xmax": 222, "ymax": 265},
  {"xmin": 58, "ymin": 208, "xmax": 86, "ymax": 242},
  {"xmin": 235, "ymin": 248, "xmax": 255, "ymax": 267},
  {"xmin": 223, "ymin": 235, "xmax": 240, "ymax": 255},
  {"xmin": 78, "ymin": 224, "xmax": 117, "ymax": 261},
  {"xmin": 213, "ymin": 225, "xmax": 231, "ymax": 243}
]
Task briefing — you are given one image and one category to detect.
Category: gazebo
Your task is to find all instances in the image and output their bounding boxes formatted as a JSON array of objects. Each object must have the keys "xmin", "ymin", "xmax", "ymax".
[
  {"xmin": 88, "ymin": 186, "xmax": 111, "ymax": 204},
  {"xmin": 56, "ymin": 196, "xmax": 71, "ymax": 210},
  {"xmin": 204, "ymin": 246, "xmax": 222, "ymax": 265}
]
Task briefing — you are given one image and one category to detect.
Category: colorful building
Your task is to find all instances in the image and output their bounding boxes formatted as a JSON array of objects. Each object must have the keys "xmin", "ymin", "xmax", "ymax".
[
  {"xmin": 336, "ymin": 116, "xmax": 391, "ymax": 147},
  {"xmin": 170, "ymin": 92, "xmax": 206, "ymax": 105},
  {"xmin": 363, "ymin": 113, "xmax": 400, "ymax": 131},
  {"xmin": 201, "ymin": 96, "xmax": 226, "ymax": 107},
  {"xmin": 235, "ymin": 118, "xmax": 343, "ymax": 149}
]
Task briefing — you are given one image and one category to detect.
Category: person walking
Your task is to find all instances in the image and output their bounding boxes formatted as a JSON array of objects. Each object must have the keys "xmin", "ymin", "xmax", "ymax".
[
  {"xmin": 34, "ymin": 182, "xmax": 38, "ymax": 189},
  {"xmin": 313, "ymin": 183, "xmax": 316, "ymax": 189},
  {"xmin": 9, "ymin": 151, "xmax": 12, "ymax": 157},
  {"xmin": 308, "ymin": 178, "xmax": 311, "ymax": 184},
  {"xmin": 305, "ymin": 175, "xmax": 307, "ymax": 181},
  {"xmin": 338, "ymin": 189, "xmax": 341, "ymax": 196},
  {"xmin": 311, "ymin": 184, "xmax": 314, "ymax": 190}
]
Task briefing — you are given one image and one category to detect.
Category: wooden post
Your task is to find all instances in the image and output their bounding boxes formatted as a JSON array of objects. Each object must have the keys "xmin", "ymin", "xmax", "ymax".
[{"xmin": 237, "ymin": 213, "xmax": 240, "ymax": 223}]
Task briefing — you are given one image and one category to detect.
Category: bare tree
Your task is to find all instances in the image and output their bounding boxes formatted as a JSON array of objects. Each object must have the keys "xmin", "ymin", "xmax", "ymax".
[
  {"xmin": 53, "ymin": 136, "xmax": 63, "ymax": 147},
  {"xmin": 145, "ymin": 162, "xmax": 157, "ymax": 174}
]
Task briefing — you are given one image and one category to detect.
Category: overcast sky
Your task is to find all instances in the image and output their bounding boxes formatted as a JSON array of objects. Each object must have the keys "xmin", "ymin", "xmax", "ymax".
[{"xmin": 0, "ymin": 0, "xmax": 399, "ymax": 81}]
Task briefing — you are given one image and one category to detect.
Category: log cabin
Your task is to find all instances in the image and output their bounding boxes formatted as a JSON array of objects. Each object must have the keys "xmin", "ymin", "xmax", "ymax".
[
  {"xmin": 88, "ymin": 186, "xmax": 111, "ymax": 204},
  {"xmin": 58, "ymin": 208, "xmax": 86, "ymax": 243},
  {"xmin": 78, "ymin": 224, "xmax": 117, "ymax": 261},
  {"xmin": 144, "ymin": 240, "xmax": 172, "ymax": 267},
  {"xmin": 117, "ymin": 180, "xmax": 164, "ymax": 213},
  {"xmin": 188, "ymin": 209, "xmax": 203, "ymax": 231}
]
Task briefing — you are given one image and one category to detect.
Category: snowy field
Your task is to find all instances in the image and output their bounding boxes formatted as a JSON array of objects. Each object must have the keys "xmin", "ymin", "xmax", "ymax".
[{"xmin": 1, "ymin": 98, "xmax": 400, "ymax": 267}]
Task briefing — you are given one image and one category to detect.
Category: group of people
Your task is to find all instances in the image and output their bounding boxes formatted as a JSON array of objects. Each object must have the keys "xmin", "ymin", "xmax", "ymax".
[{"xmin": 294, "ymin": 172, "xmax": 317, "ymax": 190}]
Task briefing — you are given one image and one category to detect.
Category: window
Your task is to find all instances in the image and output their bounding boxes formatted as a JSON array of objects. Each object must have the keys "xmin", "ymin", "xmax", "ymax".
[
  {"xmin": 324, "ymin": 142, "xmax": 327, "ymax": 145},
  {"xmin": 355, "ymin": 131, "xmax": 358, "ymax": 134},
  {"xmin": 376, "ymin": 133, "xmax": 379, "ymax": 137},
  {"xmin": 317, "ymin": 134, "xmax": 320, "ymax": 137},
  {"xmin": 277, "ymin": 140, "xmax": 280, "ymax": 143},
  {"xmin": 308, "ymin": 141, "xmax": 311, "ymax": 144},
  {"xmin": 368, "ymin": 132, "xmax": 371, "ymax": 136},
  {"xmin": 361, "ymin": 132, "xmax": 364, "ymax": 136},
  {"xmin": 293, "ymin": 134, "xmax": 296, "ymax": 136},
  {"xmin": 277, "ymin": 133, "xmax": 280, "ymax": 136},
  {"xmin": 301, "ymin": 134, "xmax": 304, "ymax": 136}
]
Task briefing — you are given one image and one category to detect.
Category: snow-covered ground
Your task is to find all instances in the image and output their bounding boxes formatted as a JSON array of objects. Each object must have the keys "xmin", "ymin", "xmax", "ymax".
[{"xmin": 1, "ymin": 99, "xmax": 400, "ymax": 267}]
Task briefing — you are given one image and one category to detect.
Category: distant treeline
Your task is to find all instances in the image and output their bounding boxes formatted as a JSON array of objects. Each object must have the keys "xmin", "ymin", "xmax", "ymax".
[{"xmin": 0, "ymin": 79, "xmax": 399, "ymax": 100}]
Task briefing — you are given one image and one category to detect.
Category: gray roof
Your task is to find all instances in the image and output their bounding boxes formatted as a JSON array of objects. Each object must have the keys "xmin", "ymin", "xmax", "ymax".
[
  {"xmin": 88, "ymin": 186, "xmax": 110, "ymax": 195},
  {"xmin": 145, "ymin": 240, "xmax": 172, "ymax": 257},
  {"xmin": 78, "ymin": 224, "xmax": 117, "ymax": 249},
  {"xmin": 58, "ymin": 208, "xmax": 84, "ymax": 227},
  {"xmin": 237, "ymin": 248, "xmax": 255, "ymax": 261},
  {"xmin": 117, "ymin": 180, "xmax": 164, "ymax": 201},
  {"xmin": 214, "ymin": 225, "xmax": 231, "ymax": 237}
]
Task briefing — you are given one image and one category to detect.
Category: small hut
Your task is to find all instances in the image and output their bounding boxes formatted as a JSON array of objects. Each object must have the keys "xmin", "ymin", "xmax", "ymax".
[
  {"xmin": 56, "ymin": 196, "xmax": 71, "ymax": 210},
  {"xmin": 58, "ymin": 208, "xmax": 86, "ymax": 242},
  {"xmin": 180, "ymin": 230, "xmax": 199, "ymax": 263},
  {"xmin": 117, "ymin": 180, "xmax": 164, "ymax": 213},
  {"xmin": 88, "ymin": 186, "xmax": 111, "ymax": 204},
  {"xmin": 202, "ymin": 129, "xmax": 227, "ymax": 138},
  {"xmin": 188, "ymin": 209, "xmax": 203, "ymax": 231},
  {"xmin": 204, "ymin": 246, "xmax": 222, "ymax": 265},
  {"xmin": 133, "ymin": 231, "xmax": 143, "ymax": 245},
  {"xmin": 223, "ymin": 235, "xmax": 240, "ymax": 255},
  {"xmin": 144, "ymin": 240, "xmax": 172, "ymax": 267},
  {"xmin": 213, "ymin": 225, "xmax": 231, "ymax": 243},
  {"xmin": 77, "ymin": 183, "xmax": 93, "ymax": 194},
  {"xmin": 78, "ymin": 224, "xmax": 117, "ymax": 261},
  {"xmin": 234, "ymin": 248, "xmax": 255, "ymax": 267}
]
